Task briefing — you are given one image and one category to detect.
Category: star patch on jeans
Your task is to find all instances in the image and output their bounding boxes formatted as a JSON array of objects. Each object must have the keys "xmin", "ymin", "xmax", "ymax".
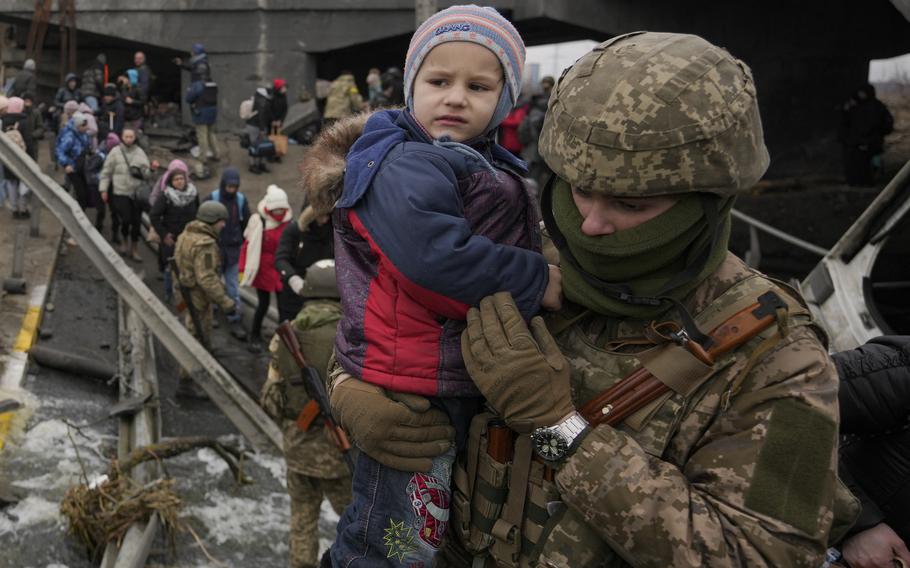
[{"xmin": 383, "ymin": 518, "xmax": 416, "ymax": 562}]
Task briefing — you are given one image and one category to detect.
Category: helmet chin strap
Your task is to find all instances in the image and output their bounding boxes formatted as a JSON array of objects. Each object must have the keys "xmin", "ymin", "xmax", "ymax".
[{"xmin": 540, "ymin": 175, "xmax": 721, "ymax": 350}]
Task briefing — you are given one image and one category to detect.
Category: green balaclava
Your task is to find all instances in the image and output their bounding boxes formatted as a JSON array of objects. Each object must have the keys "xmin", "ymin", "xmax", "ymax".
[{"xmin": 548, "ymin": 178, "xmax": 734, "ymax": 320}]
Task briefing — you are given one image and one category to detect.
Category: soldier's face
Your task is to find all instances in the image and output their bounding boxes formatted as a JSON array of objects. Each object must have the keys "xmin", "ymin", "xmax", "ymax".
[
  {"xmin": 412, "ymin": 42, "xmax": 504, "ymax": 142},
  {"xmin": 214, "ymin": 220, "xmax": 226, "ymax": 232},
  {"xmin": 571, "ymin": 187, "xmax": 677, "ymax": 236}
]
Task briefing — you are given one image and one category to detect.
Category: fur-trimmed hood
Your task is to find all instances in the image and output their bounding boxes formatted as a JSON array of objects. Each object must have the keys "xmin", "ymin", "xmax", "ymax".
[{"xmin": 297, "ymin": 112, "xmax": 374, "ymax": 230}]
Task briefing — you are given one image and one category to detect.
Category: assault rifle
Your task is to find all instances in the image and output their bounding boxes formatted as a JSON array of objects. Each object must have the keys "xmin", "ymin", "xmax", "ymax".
[{"xmin": 275, "ymin": 321, "xmax": 355, "ymax": 473}]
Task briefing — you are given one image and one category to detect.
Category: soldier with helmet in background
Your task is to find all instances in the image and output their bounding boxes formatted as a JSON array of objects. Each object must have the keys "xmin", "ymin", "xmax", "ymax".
[
  {"xmin": 261, "ymin": 259, "xmax": 352, "ymax": 568},
  {"xmin": 327, "ymin": 32, "xmax": 860, "ymax": 567},
  {"xmin": 172, "ymin": 200, "xmax": 237, "ymax": 398}
]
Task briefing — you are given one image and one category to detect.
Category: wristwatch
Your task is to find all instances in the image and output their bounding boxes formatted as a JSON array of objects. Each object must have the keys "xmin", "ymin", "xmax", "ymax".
[{"xmin": 531, "ymin": 412, "xmax": 590, "ymax": 463}]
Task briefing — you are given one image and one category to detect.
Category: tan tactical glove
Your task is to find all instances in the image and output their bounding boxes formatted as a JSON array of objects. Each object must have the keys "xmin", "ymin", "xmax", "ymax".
[
  {"xmin": 462, "ymin": 292, "xmax": 574, "ymax": 433},
  {"xmin": 330, "ymin": 376, "xmax": 454, "ymax": 472}
]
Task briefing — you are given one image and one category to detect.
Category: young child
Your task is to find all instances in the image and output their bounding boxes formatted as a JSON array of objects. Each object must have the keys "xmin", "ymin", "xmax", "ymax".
[{"xmin": 330, "ymin": 6, "xmax": 560, "ymax": 566}]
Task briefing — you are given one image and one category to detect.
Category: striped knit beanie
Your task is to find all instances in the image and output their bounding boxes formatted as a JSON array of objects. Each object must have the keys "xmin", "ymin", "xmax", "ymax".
[{"xmin": 404, "ymin": 5, "xmax": 525, "ymax": 134}]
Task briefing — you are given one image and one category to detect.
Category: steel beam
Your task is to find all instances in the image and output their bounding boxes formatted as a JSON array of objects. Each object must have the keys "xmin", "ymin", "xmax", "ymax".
[{"xmin": 0, "ymin": 134, "xmax": 282, "ymax": 452}]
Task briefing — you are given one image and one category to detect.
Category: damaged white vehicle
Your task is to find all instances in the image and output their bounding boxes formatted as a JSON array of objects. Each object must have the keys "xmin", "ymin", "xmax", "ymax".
[{"xmin": 801, "ymin": 161, "xmax": 910, "ymax": 351}]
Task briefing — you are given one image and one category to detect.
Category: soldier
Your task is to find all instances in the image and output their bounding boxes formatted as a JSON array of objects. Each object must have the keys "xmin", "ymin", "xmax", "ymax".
[
  {"xmin": 260, "ymin": 259, "xmax": 352, "ymax": 568},
  {"xmin": 326, "ymin": 32, "xmax": 861, "ymax": 567},
  {"xmin": 173, "ymin": 200, "xmax": 236, "ymax": 398}
]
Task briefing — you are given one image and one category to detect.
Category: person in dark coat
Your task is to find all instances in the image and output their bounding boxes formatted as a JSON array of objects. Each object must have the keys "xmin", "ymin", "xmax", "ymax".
[
  {"xmin": 21, "ymin": 93, "xmax": 43, "ymax": 160},
  {"xmin": 98, "ymin": 84, "xmax": 125, "ymax": 140},
  {"xmin": 203, "ymin": 167, "xmax": 250, "ymax": 339},
  {"xmin": 185, "ymin": 74, "xmax": 220, "ymax": 163},
  {"xmin": 274, "ymin": 206, "xmax": 334, "ymax": 323},
  {"xmin": 80, "ymin": 54, "xmax": 107, "ymax": 111},
  {"xmin": 175, "ymin": 43, "xmax": 212, "ymax": 83},
  {"xmin": 8, "ymin": 59, "xmax": 37, "ymax": 99},
  {"xmin": 133, "ymin": 51, "xmax": 153, "ymax": 103},
  {"xmin": 120, "ymin": 72, "xmax": 145, "ymax": 131},
  {"xmin": 245, "ymin": 87, "xmax": 273, "ymax": 174},
  {"xmin": 54, "ymin": 73, "xmax": 83, "ymax": 106},
  {"xmin": 150, "ymin": 164, "xmax": 199, "ymax": 302},
  {"xmin": 840, "ymin": 84, "xmax": 894, "ymax": 187},
  {"xmin": 834, "ymin": 336, "xmax": 910, "ymax": 568}
]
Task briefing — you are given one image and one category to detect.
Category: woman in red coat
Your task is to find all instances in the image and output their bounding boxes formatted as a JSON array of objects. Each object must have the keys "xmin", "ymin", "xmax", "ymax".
[{"xmin": 239, "ymin": 184, "xmax": 292, "ymax": 351}]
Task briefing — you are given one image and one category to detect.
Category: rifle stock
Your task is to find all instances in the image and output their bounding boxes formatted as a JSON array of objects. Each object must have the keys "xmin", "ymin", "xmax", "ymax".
[{"xmin": 276, "ymin": 322, "xmax": 354, "ymax": 473}]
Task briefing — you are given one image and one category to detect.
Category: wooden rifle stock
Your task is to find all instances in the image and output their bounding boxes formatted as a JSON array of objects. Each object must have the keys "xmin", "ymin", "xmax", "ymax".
[
  {"xmin": 276, "ymin": 322, "xmax": 354, "ymax": 472},
  {"xmin": 579, "ymin": 292, "xmax": 786, "ymax": 427}
]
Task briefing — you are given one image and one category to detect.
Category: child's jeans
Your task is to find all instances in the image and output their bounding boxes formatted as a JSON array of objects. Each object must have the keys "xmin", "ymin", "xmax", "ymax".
[{"xmin": 331, "ymin": 397, "xmax": 480, "ymax": 567}]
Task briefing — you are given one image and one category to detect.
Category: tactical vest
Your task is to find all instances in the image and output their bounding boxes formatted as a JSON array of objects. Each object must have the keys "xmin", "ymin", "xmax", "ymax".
[{"xmin": 449, "ymin": 271, "xmax": 849, "ymax": 568}]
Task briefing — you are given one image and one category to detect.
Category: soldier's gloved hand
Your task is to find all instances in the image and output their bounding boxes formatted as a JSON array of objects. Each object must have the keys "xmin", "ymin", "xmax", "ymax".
[
  {"xmin": 462, "ymin": 292, "xmax": 574, "ymax": 433},
  {"xmin": 288, "ymin": 275, "xmax": 305, "ymax": 296},
  {"xmin": 330, "ymin": 377, "xmax": 454, "ymax": 472}
]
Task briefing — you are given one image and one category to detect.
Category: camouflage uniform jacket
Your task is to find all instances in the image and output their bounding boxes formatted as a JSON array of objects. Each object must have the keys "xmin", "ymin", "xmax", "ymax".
[
  {"xmin": 323, "ymin": 74, "xmax": 363, "ymax": 120},
  {"xmin": 532, "ymin": 253, "xmax": 855, "ymax": 567},
  {"xmin": 262, "ymin": 300, "xmax": 348, "ymax": 478},
  {"xmin": 173, "ymin": 220, "xmax": 234, "ymax": 312}
]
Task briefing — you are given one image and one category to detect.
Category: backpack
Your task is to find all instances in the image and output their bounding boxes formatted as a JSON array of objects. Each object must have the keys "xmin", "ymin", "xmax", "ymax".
[
  {"xmin": 3, "ymin": 123, "xmax": 26, "ymax": 153},
  {"xmin": 239, "ymin": 97, "xmax": 257, "ymax": 120}
]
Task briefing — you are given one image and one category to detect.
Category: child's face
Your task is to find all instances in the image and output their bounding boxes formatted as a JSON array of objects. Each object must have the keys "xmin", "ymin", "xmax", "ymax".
[{"xmin": 412, "ymin": 42, "xmax": 503, "ymax": 142}]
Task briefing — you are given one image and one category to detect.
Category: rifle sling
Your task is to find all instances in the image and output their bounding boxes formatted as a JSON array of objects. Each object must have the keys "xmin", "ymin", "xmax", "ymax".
[{"xmin": 579, "ymin": 295, "xmax": 782, "ymax": 427}]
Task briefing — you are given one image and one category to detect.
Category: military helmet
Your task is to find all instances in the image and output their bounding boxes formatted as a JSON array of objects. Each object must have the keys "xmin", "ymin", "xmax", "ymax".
[
  {"xmin": 539, "ymin": 32, "xmax": 769, "ymax": 197},
  {"xmin": 197, "ymin": 201, "xmax": 228, "ymax": 224},
  {"xmin": 300, "ymin": 259, "xmax": 339, "ymax": 299}
]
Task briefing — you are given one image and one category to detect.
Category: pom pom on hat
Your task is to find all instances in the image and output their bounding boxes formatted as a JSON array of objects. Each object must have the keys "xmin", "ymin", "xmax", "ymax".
[{"xmin": 263, "ymin": 184, "xmax": 290, "ymax": 211}]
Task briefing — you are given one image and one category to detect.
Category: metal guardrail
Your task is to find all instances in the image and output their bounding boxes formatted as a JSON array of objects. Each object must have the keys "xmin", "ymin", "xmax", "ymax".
[
  {"xmin": 0, "ymin": 134, "xmax": 282, "ymax": 453},
  {"xmin": 731, "ymin": 208, "xmax": 830, "ymax": 257},
  {"xmin": 101, "ymin": 300, "xmax": 162, "ymax": 568}
]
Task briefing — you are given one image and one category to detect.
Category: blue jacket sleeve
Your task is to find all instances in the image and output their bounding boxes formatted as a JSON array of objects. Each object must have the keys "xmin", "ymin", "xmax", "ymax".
[
  {"xmin": 354, "ymin": 150, "xmax": 547, "ymax": 319},
  {"xmin": 55, "ymin": 130, "xmax": 73, "ymax": 167}
]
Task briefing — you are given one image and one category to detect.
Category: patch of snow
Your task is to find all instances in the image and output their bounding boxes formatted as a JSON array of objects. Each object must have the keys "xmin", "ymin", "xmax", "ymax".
[
  {"xmin": 195, "ymin": 448, "xmax": 229, "ymax": 477},
  {"xmin": 184, "ymin": 490, "xmax": 291, "ymax": 546},
  {"xmin": 0, "ymin": 495, "xmax": 61, "ymax": 535}
]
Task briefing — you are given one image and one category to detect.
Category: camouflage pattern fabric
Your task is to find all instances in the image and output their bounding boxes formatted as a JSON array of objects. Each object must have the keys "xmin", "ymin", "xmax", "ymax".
[
  {"xmin": 261, "ymin": 300, "xmax": 352, "ymax": 567},
  {"xmin": 537, "ymin": 254, "xmax": 852, "ymax": 567},
  {"xmin": 287, "ymin": 470, "xmax": 352, "ymax": 568},
  {"xmin": 439, "ymin": 254, "xmax": 856, "ymax": 568},
  {"xmin": 538, "ymin": 32, "xmax": 770, "ymax": 198},
  {"xmin": 172, "ymin": 220, "xmax": 235, "ymax": 313},
  {"xmin": 262, "ymin": 300, "xmax": 349, "ymax": 477},
  {"xmin": 323, "ymin": 74, "xmax": 363, "ymax": 120}
]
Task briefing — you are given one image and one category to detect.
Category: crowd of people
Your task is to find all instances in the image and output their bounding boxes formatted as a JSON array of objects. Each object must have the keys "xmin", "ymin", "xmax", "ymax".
[{"xmin": 1, "ymin": 6, "xmax": 908, "ymax": 568}]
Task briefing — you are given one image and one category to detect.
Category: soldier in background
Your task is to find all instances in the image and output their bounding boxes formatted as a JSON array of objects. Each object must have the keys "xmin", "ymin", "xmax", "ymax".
[
  {"xmin": 322, "ymin": 71, "xmax": 363, "ymax": 127},
  {"xmin": 328, "ymin": 32, "xmax": 860, "ymax": 567},
  {"xmin": 172, "ymin": 200, "xmax": 236, "ymax": 398},
  {"xmin": 261, "ymin": 259, "xmax": 352, "ymax": 568}
]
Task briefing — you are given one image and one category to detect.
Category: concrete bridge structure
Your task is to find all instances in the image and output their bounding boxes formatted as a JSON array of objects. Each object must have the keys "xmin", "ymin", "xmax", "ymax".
[{"xmin": 1, "ymin": 0, "xmax": 909, "ymax": 175}]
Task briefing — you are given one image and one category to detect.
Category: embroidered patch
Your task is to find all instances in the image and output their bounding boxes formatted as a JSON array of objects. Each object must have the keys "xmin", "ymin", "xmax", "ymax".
[
  {"xmin": 408, "ymin": 473, "xmax": 450, "ymax": 548},
  {"xmin": 203, "ymin": 253, "xmax": 213, "ymax": 269},
  {"xmin": 383, "ymin": 518, "xmax": 416, "ymax": 562}
]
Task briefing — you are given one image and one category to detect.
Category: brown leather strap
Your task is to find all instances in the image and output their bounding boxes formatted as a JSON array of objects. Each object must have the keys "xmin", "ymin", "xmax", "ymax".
[{"xmin": 579, "ymin": 291, "xmax": 787, "ymax": 427}]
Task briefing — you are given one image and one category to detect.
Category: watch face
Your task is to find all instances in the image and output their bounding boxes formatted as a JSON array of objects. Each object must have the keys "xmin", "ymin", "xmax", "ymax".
[{"xmin": 533, "ymin": 430, "xmax": 568, "ymax": 461}]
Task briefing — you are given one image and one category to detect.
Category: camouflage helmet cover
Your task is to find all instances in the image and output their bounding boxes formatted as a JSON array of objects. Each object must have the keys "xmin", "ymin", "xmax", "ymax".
[
  {"xmin": 197, "ymin": 200, "xmax": 229, "ymax": 224},
  {"xmin": 539, "ymin": 32, "xmax": 770, "ymax": 197},
  {"xmin": 300, "ymin": 259, "xmax": 339, "ymax": 299}
]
